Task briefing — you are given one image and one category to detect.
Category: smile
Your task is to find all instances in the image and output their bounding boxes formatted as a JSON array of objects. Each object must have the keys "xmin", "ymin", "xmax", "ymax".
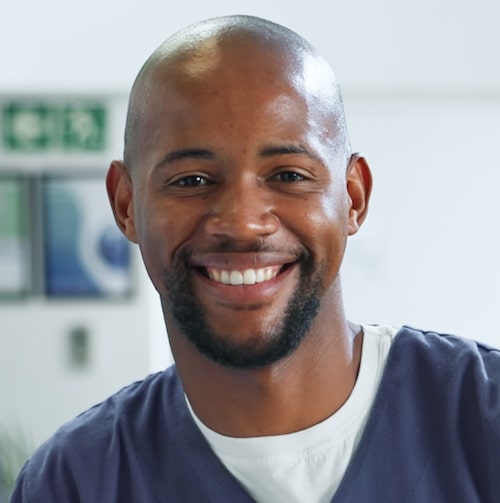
[{"xmin": 206, "ymin": 266, "xmax": 282, "ymax": 285}]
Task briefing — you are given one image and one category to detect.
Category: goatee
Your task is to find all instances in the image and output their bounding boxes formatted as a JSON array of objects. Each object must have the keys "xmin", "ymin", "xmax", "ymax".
[{"xmin": 163, "ymin": 246, "xmax": 323, "ymax": 369}]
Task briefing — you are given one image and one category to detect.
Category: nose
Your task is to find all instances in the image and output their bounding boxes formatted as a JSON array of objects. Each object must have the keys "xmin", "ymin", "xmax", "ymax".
[{"xmin": 204, "ymin": 177, "xmax": 279, "ymax": 241}]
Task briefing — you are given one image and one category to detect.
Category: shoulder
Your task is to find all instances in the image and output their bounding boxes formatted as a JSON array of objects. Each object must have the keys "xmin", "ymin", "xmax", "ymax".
[
  {"xmin": 11, "ymin": 366, "xmax": 184, "ymax": 501},
  {"xmin": 337, "ymin": 328, "xmax": 500, "ymax": 500},
  {"xmin": 55, "ymin": 365, "xmax": 180, "ymax": 443},
  {"xmin": 388, "ymin": 326, "xmax": 500, "ymax": 432},
  {"xmin": 392, "ymin": 325, "xmax": 500, "ymax": 375}
]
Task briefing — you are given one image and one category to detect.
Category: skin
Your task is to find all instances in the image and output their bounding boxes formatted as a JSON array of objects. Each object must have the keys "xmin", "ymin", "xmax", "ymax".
[{"xmin": 107, "ymin": 17, "xmax": 372, "ymax": 437}]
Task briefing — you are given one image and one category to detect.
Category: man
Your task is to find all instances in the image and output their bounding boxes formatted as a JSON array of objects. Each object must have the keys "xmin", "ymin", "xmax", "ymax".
[{"xmin": 11, "ymin": 15, "xmax": 500, "ymax": 502}]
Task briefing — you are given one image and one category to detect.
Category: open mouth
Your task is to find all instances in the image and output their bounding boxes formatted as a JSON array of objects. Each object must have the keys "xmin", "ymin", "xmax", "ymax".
[{"xmin": 199, "ymin": 263, "xmax": 294, "ymax": 286}]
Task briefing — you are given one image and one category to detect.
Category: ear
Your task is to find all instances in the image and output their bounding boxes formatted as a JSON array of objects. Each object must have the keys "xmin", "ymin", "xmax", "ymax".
[
  {"xmin": 346, "ymin": 154, "xmax": 373, "ymax": 236},
  {"xmin": 106, "ymin": 160, "xmax": 138, "ymax": 243}
]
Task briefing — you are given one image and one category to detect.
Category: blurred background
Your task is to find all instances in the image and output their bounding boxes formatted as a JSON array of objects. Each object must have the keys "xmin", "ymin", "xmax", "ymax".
[{"xmin": 1, "ymin": 0, "xmax": 499, "ymax": 496}]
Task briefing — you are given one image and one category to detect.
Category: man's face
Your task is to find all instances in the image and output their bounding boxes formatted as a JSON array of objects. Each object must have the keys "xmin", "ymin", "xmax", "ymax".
[{"xmin": 122, "ymin": 44, "xmax": 360, "ymax": 368}]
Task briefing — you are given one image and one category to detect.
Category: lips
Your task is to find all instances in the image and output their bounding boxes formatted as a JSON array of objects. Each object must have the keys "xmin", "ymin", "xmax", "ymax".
[
  {"xmin": 206, "ymin": 266, "xmax": 281, "ymax": 285},
  {"xmin": 189, "ymin": 250, "xmax": 299, "ymax": 298},
  {"xmin": 189, "ymin": 252, "xmax": 299, "ymax": 306}
]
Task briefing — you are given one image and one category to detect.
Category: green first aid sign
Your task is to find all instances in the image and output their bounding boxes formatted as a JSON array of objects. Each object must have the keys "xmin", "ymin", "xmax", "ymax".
[{"xmin": 1, "ymin": 102, "xmax": 107, "ymax": 152}]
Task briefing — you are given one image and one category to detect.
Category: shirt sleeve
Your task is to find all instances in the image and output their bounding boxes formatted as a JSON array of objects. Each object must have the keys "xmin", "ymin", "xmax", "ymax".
[{"xmin": 9, "ymin": 462, "xmax": 31, "ymax": 503}]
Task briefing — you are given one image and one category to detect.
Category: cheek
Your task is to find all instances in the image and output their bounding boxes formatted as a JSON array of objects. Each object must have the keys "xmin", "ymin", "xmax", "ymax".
[
  {"xmin": 134, "ymin": 201, "xmax": 177, "ymax": 290},
  {"xmin": 297, "ymin": 189, "xmax": 350, "ymax": 275},
  {"xmin": 305, "ymin": 188, "xmax": 350, "ymax": 238},
  {"xmin": 322, "ymin": 181, "xmax": 350, "ymax": 219},
  {"xmin": 136, "ymin": 198, "xmax": 200, "ymax": 271}
]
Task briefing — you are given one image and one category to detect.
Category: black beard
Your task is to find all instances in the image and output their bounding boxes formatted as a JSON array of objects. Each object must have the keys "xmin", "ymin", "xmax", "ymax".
[{"xmin": 162, "ymin": 247, "xmax": 323, "ymax": 369}]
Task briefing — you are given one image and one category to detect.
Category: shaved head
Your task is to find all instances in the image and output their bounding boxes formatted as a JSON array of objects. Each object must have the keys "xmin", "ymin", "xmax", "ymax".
[
  {"xmin": 107, "ymin": 15, "xmax": 372, "ymax": 372},
  {"xmin": 123, "ymin": 15, "xmax": 351, "ymax": 170}
]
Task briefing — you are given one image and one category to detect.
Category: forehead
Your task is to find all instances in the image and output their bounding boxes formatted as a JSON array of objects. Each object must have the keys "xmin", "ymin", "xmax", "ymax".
[
  {"xmin": 153, "ymin": 38, "xmax": 302, "ymax": 100},
  {"xmin": 127, "ymin": 36, "xmax": 346, "ymax": 168},
  {"xmin": 150, "ymin": 41, "xmax": 337, "ymax": 125}
]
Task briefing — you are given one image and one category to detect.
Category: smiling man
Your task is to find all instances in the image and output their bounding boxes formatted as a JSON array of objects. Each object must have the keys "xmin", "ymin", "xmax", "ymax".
[{"xmin": 11, "ymin": 15, "xmax": 500, "ymax": 503}]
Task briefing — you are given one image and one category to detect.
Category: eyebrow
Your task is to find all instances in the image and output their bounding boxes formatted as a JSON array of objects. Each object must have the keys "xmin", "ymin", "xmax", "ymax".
[
  {"xmin": 155, "ymin": 143, "xmax": 319, "ymax": 170},
  {"xmin": 259, "ymin": 143, "xmax": 321, "ymax": 162},
  {"xmin": 260, "ymin": 144, "xmax": 309, "ymax": 157},
  {"xmin": 155, "ymin": 148, "xmax": 215, "ymax": 169}
]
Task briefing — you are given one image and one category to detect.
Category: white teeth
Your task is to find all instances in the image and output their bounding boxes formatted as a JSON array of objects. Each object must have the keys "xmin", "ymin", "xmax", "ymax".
[
  {"xmin": 230, "ymin": 270, "xmax": 243, "ymax": 285},
  {"xmin": 220, "ymin": 270, "xmax": 231, "ymax": 284},
  {"xmin": 255, "ymin": 269, "xmax": 265, "ymax": 283},
  {"xmin": 243, "ymin": 269, "xmax": 256, "ymax": 285},
  {"xmin": 207, "ymin": 266, "xmax": 279, "ymax": 285}
]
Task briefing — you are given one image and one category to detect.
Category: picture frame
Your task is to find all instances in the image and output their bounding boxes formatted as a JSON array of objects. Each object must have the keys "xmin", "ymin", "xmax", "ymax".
[
  {"xmin": 41, "ymin": 175, "xmax": 132, "ymax": 298},
  {"xmin": 0, "ymin": 176, "xmax": 31, "ymax": 298}
]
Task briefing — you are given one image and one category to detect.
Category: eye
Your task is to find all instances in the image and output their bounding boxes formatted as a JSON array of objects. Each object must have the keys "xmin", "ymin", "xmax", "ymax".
[
  {"xmin": 173, "ymin": 174, "xmax": 211, "ymax": 187},
  {"xmin": 269, "ymin": 171, "xmax": 306, "ymax": 182}
]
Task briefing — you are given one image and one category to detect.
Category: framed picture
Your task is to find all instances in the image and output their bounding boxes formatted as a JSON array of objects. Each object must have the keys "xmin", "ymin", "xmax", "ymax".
[
  {"xmin": 0, "ymin": 177, "xmax": 30, "ymax": 297},
  {"xmin": 42, "ymin": 175, "xmax": 132, "ymax": 298}
]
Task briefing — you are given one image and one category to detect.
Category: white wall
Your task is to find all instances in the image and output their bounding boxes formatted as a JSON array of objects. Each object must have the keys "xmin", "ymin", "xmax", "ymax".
[
  {"xmin": 1, "ymin": 0, "xmax": 499, "ymax": 449},
  {"xmin": 2, "ymin": 0, "xmax": 499, "ymax": 93},
  {"xmin": 342, "ymin": 98, "xmax": 500, "ymax": 342},
  {"xmin": 0, "ymin": 93, "xmax": 162, "ymax": 448},
  {"xmin": 0, "ymin": 266, "xmax": 152, "ymax": 444}
]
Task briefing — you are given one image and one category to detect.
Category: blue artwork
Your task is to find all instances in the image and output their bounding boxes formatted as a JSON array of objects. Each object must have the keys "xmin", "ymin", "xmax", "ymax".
[{"xmin": 43, "ymin": 177, "xmax": 131, "ymax": 297}]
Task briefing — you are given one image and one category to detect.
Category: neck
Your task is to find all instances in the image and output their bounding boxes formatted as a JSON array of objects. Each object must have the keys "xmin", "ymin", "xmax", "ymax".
[{"xmin": 167, "ymin": 300, "xmax": 363, "ymax": 437}]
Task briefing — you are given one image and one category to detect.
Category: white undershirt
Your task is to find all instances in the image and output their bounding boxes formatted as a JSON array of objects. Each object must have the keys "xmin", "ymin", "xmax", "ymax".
[{"xmin": 186, "ymin": 324, "xmax": 398, "ymax": 503}]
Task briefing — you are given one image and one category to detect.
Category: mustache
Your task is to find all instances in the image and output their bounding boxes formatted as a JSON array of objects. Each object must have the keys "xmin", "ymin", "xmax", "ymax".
[
  {"xmin": 195, "ymin": 239, "xmax": 280, "ymax": 254},
  {"xmin": 170, "ymin": 240, "xmax": 313, "ymax": 276},
  {"xmin": 178, "ymin": 238, "xmax": 310, "ymax": 260}
]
